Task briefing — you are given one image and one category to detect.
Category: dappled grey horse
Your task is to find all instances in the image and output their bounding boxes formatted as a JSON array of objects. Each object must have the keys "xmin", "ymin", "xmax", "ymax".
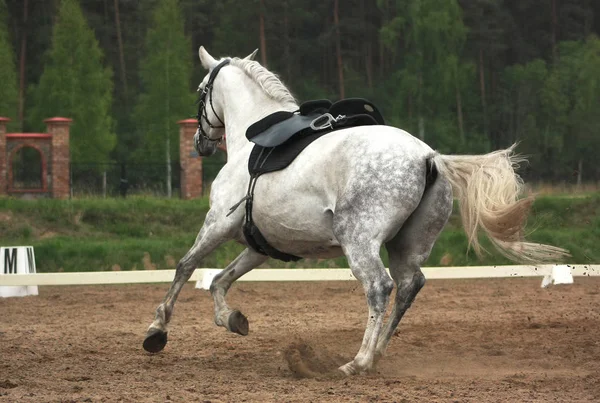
[{"xmin": 143, "ymin": 47, "xmax": 568, "ymax": 375}]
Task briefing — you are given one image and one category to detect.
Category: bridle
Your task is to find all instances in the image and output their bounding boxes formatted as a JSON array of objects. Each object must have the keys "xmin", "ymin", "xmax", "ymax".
[{"xmin": 195, "ymin": 59, "xmax": 231, "ymax": 151}]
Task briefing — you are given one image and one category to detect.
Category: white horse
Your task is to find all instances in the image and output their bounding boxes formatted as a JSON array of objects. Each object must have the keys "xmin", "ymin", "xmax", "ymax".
[{"xmin": 143, "ymin": 47, "xmax": 567, "ymax": 375}]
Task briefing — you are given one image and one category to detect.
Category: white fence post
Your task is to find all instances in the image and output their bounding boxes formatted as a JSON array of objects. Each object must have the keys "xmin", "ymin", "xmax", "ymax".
[{"xmin": 0, "ymin": 246, "xmax": 38, "ymax": 298}]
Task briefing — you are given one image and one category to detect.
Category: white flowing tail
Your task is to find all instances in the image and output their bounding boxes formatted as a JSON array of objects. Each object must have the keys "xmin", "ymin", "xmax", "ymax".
[{"xmin": 431, "ymin": 145, "xmax": 570, "ymax": 263}]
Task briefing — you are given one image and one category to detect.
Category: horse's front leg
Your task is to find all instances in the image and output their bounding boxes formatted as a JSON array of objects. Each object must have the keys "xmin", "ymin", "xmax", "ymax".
[
  {"xmin": 210, "ymin": 248, "xmax": 268, "ymax": 335},
  {"xmin": 143, "ymin": 211, "xmax": 232, "ymax": 353}
]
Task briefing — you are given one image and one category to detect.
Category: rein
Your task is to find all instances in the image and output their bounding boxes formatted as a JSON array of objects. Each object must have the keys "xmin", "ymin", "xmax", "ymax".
[{"xmin": 195, "ymin": 59, "xmax": 231, "ymax": 151}]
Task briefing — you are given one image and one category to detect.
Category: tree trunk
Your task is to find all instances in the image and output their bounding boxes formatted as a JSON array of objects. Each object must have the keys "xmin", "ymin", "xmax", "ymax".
[
  {"xmin": 259, "ymin": 0, "xmax": 268, "ymax": 67},
  {"xmin": 114, "ymin": 0, "xmax": 128, "ymax": 102},
  {"xmin": 360, "ymin": 0, "xmax": 373, "ymax": 90},
  {"xmin": 479, "ymin": 48, "xmax": 489, "ymax": 140},
  {"xmin": 456, "ymin": 80, "xmax": 464, "ymax": 144},
  {"xmin": 378, "ymin": 0, "xmax": 388, "ymax": 78},
  {"xmin": 552, "ymin": 0, "xmax": 558, "ymax": 62},
  {"xmin": 322, "ymin": 16, "xmax": 328, "ymax": 86},
  {"xmin": 18, "ymin": 0, "xmax": 29, "ymax": 131},
  {"xmin": 418, "ymin": 72, "xmax": 424, "ymax": 140},
  {"xmin": 577, "ymin": 158, "xmax": 583, "ymax": 189},
  {"xmin": 333, "ymin": 0, "xmax": 345, "ymax": 99},
  {"xmin": 165, "ymin": 30, "xmax": 172, "ymax": 198},
  {"xmin": 366, "ymin": 43, "xmax": 373, "ymax": 90},
  {"xmin": 283, "ymin": 0, "xmax": 291, "ymax": 79},
  {"xmin": 379, "ymin": 35, "xmax": 384, "ymax": 77}
]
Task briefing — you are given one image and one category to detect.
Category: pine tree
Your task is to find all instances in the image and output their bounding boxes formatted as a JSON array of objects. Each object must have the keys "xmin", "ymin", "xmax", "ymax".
[
  {"xmin": 28, "ymin": 0, "xmax": 115, "ymax": 163},
  {"xmin": 565, "ymin": 36, "xmax": 600, "ymax": 185},
  {"xmin": 379, "ymin": 0, "xmax": 470, "ymax": 150},
  {"xmin": 132, "ymin": 0, "xmax": 195, "ymax": 197},
  {"xmin": 0, "ymin": 0, "xmax": 19, "ymax": 129}
]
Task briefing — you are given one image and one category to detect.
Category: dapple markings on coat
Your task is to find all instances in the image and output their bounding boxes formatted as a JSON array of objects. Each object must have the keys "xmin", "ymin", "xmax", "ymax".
[{"xmin": 143, "ymin": 47, "xmax": 568, "ymax": 376}]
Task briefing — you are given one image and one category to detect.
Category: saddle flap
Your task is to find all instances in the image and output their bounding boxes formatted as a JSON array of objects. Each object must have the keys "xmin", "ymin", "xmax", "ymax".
[
  {"xmin": 329, "ymin": 98, "xmax": 385, "ymax": 125},
  {"xmin": 248, "ymin": 113, "xmax": 316, "ymax": 147},
  {"xmin": 299, "ymin": 99, "xmax": 332, "ymax": 116},
  {"xmin": 246, "ymin": 111, "xmax": 294, "ymax": 141}
]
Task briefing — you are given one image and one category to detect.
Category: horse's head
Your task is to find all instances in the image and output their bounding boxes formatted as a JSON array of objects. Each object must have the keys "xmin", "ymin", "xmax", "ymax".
[{"xmin": 194, "ymin": 47, "xmax": 258, "ymax": 156}]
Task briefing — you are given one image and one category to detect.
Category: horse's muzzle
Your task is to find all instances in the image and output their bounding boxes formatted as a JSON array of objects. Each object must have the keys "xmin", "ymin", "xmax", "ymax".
[{"xmin": 194, "ymin": 130, "xmax": 219, "ymax": 157}]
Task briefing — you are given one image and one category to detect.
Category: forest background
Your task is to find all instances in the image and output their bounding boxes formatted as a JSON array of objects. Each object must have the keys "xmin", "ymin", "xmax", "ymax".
[{"xmin": 1, "ymin": 0, "xmax": 600, "ymax": 186}]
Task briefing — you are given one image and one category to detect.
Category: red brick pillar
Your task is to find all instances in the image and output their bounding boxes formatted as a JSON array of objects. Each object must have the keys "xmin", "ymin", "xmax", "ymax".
[
  {"xmin": 45, "ymin": 117, "xmax": 72, "ymax": 199},
  {"xmin": 178, "ymin": 119, "xmax": 203, "ymax": 199},
  {"xmin": 0, "ymin": 117, "xmax": 9, "ymax": 196}
]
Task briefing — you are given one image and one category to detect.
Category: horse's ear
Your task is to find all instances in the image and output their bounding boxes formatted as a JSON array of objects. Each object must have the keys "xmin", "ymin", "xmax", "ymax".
[
  {"xmin": 244, "ymin": 49, "xmax": 259, "ymax": 61},
  {"xmin": 199, "ymin": 46, "xmax": 218, "ymax": 70}
]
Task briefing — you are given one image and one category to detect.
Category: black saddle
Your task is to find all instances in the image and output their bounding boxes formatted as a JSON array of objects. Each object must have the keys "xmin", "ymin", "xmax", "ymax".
[
  {"xmin": 236, "ymin": 98, "xmax": 385, "ymax": 262},
  {"xmin": 247, "ymin": 98, "xmax": 384, "ymax": 149}
]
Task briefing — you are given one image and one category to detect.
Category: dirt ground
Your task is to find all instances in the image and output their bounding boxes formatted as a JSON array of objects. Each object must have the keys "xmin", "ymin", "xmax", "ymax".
[{"xmin": 1, "ymin": 277, "xmax": 599, "ymax": 402}]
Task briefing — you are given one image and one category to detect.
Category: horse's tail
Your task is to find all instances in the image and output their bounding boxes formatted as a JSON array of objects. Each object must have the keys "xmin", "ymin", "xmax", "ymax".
[{"xmin": 430, "ymin": 144, "xmax": 569, "ymax": 263}]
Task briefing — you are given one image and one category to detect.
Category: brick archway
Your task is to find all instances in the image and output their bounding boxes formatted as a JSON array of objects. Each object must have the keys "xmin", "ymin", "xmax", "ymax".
[
  {"xmin": 0, "ymin": 117, "xmax": 72, "ymax": 199},
  {"xmin": 8, "ymin": 143, "xmax": 48, "ymax": 193}
]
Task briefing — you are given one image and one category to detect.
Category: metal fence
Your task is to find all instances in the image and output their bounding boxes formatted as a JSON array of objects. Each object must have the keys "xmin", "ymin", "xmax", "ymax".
[
  {"xmin": 70, "ymin": 153, "xmax": 229, "ymax": 198},
  {"xmin": 70, "ymin": 162, "xmax": 182, "ymax": 198},
  {"xmin": 70, "ymin": 153, "xmax": 599, "ymax": 199}
]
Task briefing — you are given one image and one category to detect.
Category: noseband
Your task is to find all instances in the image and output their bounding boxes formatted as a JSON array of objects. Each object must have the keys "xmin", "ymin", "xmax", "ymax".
[{"xmin": 195, "ymin": 59, "xmax": 231, "ymax": 150}]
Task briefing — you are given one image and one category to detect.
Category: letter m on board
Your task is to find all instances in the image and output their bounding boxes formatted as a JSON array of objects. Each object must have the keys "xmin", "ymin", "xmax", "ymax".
[
  {"xmin": 4, "ymin": 248, "xmax": 17, "ymax": 274},
  {"xmin": 27, "ymin": 247, "xmax": 35, "ymax": 273}
]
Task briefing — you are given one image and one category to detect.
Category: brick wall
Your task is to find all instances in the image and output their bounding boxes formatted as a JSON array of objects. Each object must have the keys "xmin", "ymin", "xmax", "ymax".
[
  {"xmin": 0, "ymin": 117, "xmax": 8, "ymax": 195},
  {"xmin": 45, "ymin": 117, "xmax": 72, "ymax": 199},
  {"xmin": 0, "ymin": 117, "xmax": 10, "ymax": 195},
  {"xmin": 178, "ymin": 119, "xmax": 203, "ymax": 199}
]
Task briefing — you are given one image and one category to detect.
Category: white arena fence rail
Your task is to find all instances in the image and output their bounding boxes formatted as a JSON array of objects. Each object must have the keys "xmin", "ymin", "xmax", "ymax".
[{"xmin": 0, "ymin": 265, "xmax": 598, "ymax": 287}]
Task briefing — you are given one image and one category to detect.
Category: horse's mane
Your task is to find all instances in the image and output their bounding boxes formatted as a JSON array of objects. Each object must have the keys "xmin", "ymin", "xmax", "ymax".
[{"xmin": 229, "ymin": 58, "xmax": 297, "ymax": 105}]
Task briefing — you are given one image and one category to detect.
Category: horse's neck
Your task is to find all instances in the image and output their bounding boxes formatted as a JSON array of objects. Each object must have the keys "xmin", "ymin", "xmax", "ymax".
[{"xmin": 219, "ymin": 73, "xmax": 297, "ymax": 157}]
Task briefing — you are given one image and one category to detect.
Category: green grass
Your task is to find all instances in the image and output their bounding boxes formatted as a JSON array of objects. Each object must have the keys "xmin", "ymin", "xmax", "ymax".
[{"xmin": 0, "ymin": 194, "xmax": 597, "ymax": 272}]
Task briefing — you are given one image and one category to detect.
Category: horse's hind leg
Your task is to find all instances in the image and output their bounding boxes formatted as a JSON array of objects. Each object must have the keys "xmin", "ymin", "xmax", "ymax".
[
  {"xmin": 375, "ymin": 175, "xmax": 453, "ymax": 360},
  {"xmin": 210, "ymin": 248, "xmax": 267, "ymax": 335},
  {"xmin": 335, "ymin": 237, "xmax": 394, "ymax": 375},
  {"xmin": 143, "ymin": 211, "xmax": 231, "ymax": 353}
]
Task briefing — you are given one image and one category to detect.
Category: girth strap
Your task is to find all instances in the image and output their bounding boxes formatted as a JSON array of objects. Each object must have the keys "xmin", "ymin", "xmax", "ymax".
[
  {"xmin": 240, "ymin": 172, "xmax": 302, "ymax": 262},
  {"xmin": 225, "ymin": 147, "xmax": 300, "ymax": 262}
]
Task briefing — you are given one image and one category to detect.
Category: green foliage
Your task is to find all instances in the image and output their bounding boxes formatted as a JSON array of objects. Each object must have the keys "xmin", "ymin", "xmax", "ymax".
[
  {"xmin": 378, "ymin": 0, "xmax": 471, "ymax": 149},
  {"xmin": 210, "ymin": 0, "xmax": 258, "ymax": 58},
  {"xmin": 496, "ymin": 36, "xmax": 600, "ymax": 181},
  {"xmin": 569, "ymin": 36, "xmax": 600, "ymax": 165},
  {"xmin": 27, "ymin": 0, "xmax": 115, "ymax": 163},
  {"xmin": 502, "ymin": 59, "xmax": 550, "ymax": 164},
  {"xmin": 0, "ymin": 195, "xmax": 596, "ymax": 272},
  {"xmin": 0, "ymin": 0, "xmax": 18, "ymax": 128},
  {"xmin": 2, "ymin": 0, "xmax": 600, "ymax": 183},
  {"xmin": 132, "ymin": 0, "xmax": 195, "ymax": 164}
]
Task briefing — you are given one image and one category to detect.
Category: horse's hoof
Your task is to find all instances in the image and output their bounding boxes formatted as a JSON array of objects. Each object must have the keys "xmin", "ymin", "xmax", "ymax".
[
  {"xmin": 338, "ymin": 361, "xmax": 357, "ymax": 376},
  {"xmin": 228, "ymin": 310, "xmax": 249, "ymax": 336},
  {"xmin": 143, "ymin": 328, "xmax": 168, "ymax": 353}
]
